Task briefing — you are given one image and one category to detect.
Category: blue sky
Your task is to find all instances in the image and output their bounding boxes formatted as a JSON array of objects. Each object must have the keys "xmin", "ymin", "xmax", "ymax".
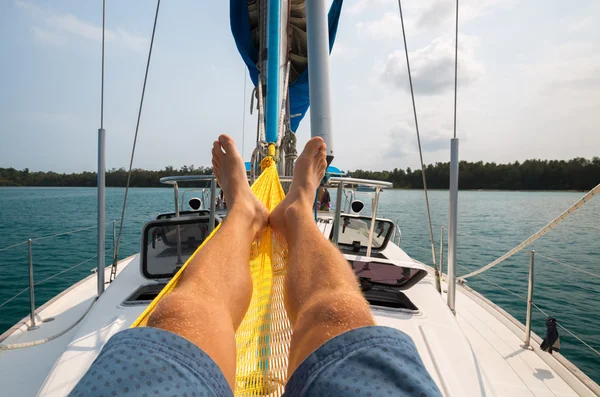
[{"xmin": 1, "ymin": 0, "xmax": 598, "ymax": 173}]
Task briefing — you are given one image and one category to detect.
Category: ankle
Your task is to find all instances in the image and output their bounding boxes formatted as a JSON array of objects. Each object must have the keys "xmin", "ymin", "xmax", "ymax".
[
  {"xmin": 283, "ymin": 202, "xmax": 313, "ymax": 228},
  {"xmin": 226, "ymin": 203, "xmax": 267, "ymax": 234}
]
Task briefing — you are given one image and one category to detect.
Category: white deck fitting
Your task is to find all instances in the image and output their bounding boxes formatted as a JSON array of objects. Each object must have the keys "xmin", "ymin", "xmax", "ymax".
[{"xmin": 0, "ymin": 228, "xmax": 597, "ymax": 396}]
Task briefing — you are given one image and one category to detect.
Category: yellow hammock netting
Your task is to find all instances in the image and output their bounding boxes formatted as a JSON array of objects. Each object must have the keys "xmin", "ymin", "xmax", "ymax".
[{"xmin": 130, "ymin": 154, "xmax": 292, "ymax": 396}]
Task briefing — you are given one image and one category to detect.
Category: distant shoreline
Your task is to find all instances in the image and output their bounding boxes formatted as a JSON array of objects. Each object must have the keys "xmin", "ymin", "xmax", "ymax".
[
  {"xmin": 389, "ymin": 188, "xmax": 587, "ymax": 193},
  {"xmin": 0, "ymin": 186, "xmax": 589, "ymax": 193},
  {"xmin": 2, "ymin": 157, "xmax": 598, "ymax": 191}
]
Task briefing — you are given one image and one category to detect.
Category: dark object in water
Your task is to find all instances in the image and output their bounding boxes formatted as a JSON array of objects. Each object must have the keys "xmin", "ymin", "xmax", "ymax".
[{"xmin": 540, "ymin": 317, "xmax": 561, "ymax": 354}]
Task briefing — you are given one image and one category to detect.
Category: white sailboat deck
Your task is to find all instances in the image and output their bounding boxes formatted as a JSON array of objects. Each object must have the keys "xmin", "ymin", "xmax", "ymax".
[{"xmin": 1, "ymin": 246, "xmax": 597, "ymax": 396}]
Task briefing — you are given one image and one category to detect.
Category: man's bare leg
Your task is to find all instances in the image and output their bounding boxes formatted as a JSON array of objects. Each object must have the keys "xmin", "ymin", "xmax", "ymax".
[
  {"xmin": 270, "ymin": 137, "xmax": 375, "ymax": 376},
  {"xmin": 147, "ymin": 134, "xmax": 268, "ymax": 390}
]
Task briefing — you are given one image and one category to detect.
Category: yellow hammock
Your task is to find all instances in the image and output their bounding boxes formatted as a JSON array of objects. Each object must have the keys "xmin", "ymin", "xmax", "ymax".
[{"xmin": 131, "ymin": 154, "xmax": 291, "ymax": 396}]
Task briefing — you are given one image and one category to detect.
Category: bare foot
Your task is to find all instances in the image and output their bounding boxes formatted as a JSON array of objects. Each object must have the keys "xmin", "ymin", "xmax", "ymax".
[
  {"xmin": 212, "ymin": 134, "xmax": 268, "ymax": 235},
  {"xmin": 270, "ymin": 137, "xmax": 327, "ymax": 237}
]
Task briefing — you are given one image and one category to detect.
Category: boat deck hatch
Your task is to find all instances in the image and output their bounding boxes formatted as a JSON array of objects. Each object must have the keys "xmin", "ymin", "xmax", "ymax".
[
  {"xmin": 360, "ymin": 280, "xmax": 418, "ymax": 311},
  {"xmin": 351, "ymin": 259, "xmax": 426, "ymax": 290},
  {"xmin": 122, "ymin": 283, "xmax": 168, "ymax": 306}
]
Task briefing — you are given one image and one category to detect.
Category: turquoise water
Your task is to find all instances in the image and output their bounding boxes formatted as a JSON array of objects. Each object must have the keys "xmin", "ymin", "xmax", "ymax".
[{"xmin": 0, "ymin": 187, "xmax": 598, "ymax": 383}]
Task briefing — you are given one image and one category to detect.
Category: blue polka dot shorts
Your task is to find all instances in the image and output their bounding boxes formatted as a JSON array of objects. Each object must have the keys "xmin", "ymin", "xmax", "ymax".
[{"xmin": 70, "ymin": 326, "xmax": 442, "ymax": 397}]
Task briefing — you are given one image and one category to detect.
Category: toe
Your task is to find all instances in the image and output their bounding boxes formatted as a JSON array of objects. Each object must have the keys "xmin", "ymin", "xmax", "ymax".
[
  {"xmin": 304, "ymin": 136, "xmax": 325, "ymax": 155},
  {"xmin": 218, "ymin": 134, "xmax": 238, "ymax": 156},
  {"xmin": 212, "ymin": 149, "xmax": 222, "ymax": 165},
  {"xmin": 213, "ymin": 141, "xmax": 224, "ymax": 159}
]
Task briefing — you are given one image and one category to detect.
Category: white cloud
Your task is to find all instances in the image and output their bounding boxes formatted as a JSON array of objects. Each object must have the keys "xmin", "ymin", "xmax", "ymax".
[
  {"xmin": 16, "ymin": 0, "xmax": 148, "ymax": 52},
  {"xmin": 15, "ymin": 0, "xmax": 41, "ymax": 15},
  {"xmin": 385, "ymin": 117, "xmax": 455, "ymax": 158},
  {"xmin": 378, "ymin": 35, "xmax": 483, "ymax": 95},
  {"xmin": 417, "ymin": 0, "xmax": 454, "ymax": 29},
  {"xmin": 519, "ymin": 44, "xmax": 600, "ymax": 117},
  {"xmin": 349, "ymin": 0, "xmax": 395, "ymax": 15},
  {"xmin": 356, "ymin": 0, "xmax": 511, "ymax": 40},
  {"xmin": 46, "ymin": 12, "xmax": 101, "ymax": 42},
  {"xmin": 331, "ymin": 43, "xmax": 359, "ymax": 60},
  {"xmin": 31, "ymin": 27, "xmax": 67, "ymax": 46},
  {"xmin": 357, "ymin": 12, "xmax": 402, "ymax": 40}
]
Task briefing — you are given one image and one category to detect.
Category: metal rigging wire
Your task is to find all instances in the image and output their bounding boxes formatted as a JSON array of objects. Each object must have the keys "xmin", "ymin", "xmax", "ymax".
[
  {"xmin": 101, "ymin": 0, "xmax": 105, "ymax": 130},
  {"xmin": 396, "ymin": 0, "xmax": 439, "ymax": 289},
  {"xmin": 453, "ymin": 0, "xmax": 459, "ymax": 139},
  {"xmin": 111, "ymin": 0, "xmax": 161, "ymax": 280}
]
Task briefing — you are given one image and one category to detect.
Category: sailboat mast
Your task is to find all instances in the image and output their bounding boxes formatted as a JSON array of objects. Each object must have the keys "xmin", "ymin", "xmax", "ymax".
[
  {"xmin": 265, "ymin": 0, "xmax": 282, "ymax": 144},
  {"xmin": 447, "ymin": 0, "xmax": 460, "ymax": 313},
  {"xmin": 306, "ymin": 0, "xmax": 334, "ymax": 164}
]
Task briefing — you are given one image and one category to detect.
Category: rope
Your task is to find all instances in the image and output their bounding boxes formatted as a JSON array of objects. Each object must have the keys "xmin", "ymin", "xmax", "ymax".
[
  {"xmin": 111, "ymin": 0, "xmax": 161, "ymax": 280},
  {"xmin": 276, "ymin": 61, "xmax": 291, "ymax": 150},
  {"xmin": 0, "ymin": 298, "xmax": 97, "ymax": 350},
  {"xmin": 461, "ymin": 183, "xmax": 600, "ymax": 279},
  {"xmin": 259, "ymin": 143, "xmax": 277, "ymax": 171},
  {"xmin": 396, "ymin": 0, "xmax": 439, "ymax": 278},
  {"xmin": 536, "ymin": 253, "xmax": 600, "ymax": 281},
  {"xmin": 257, "ymin": 74, "xmax": 266, "ymax": 144},
  {"xmin": 531, "ymin": 303, "xmax": 600, "ymax": 357},
  {"xmin": 455, "ymin": 229, "xmax": 600, "ymax": 282}
]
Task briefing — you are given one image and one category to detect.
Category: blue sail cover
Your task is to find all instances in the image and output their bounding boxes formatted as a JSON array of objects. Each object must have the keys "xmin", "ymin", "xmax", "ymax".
[{"xmin": 230, "ymin": 0, "xmax": 344, "ymax": 132}]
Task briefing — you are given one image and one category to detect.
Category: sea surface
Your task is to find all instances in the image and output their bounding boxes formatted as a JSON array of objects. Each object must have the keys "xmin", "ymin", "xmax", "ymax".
[{"xmin": 0, "ymin": 187, "xmax": 598, "ymax": 383}]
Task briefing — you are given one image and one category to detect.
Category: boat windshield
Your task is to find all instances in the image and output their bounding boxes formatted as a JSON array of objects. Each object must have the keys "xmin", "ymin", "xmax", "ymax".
[{"xmin": 335, "ymin": 216, "xmax": 393, "ymax": 251}]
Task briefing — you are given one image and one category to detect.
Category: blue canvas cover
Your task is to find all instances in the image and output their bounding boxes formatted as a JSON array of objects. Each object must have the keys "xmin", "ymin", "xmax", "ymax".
[{"xmin": 230, "ymin": 0, "xmax": 344, "ymax": 132}]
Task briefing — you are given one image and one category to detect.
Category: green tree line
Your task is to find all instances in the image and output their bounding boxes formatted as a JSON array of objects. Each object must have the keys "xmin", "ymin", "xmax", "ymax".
[
  {"xmin": 0, "ymin": 165, "xmax": 213, "ymax": 187},
  {"xmin": 349, "ymin": 157, "xmax": 599, "ymax": 190},
  {"xmin": 1, "ymin": 158, "xmax": 598, "ymax": 190}
]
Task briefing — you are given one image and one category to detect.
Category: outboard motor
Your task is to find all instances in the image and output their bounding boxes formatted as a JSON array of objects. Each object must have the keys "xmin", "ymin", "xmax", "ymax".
[{"xmin": 189, "ymin": 197, "xmax": 202, "ymax": 211}]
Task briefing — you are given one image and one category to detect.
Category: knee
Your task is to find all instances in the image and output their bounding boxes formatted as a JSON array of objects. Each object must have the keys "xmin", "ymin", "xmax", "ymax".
[
  {"xmin": 296, "ymin": 292, "xmax": 374, "ymax": 331},
  {"xmin": 147, "ymin": 291, "xmax": 224, "ymax": 328}
]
